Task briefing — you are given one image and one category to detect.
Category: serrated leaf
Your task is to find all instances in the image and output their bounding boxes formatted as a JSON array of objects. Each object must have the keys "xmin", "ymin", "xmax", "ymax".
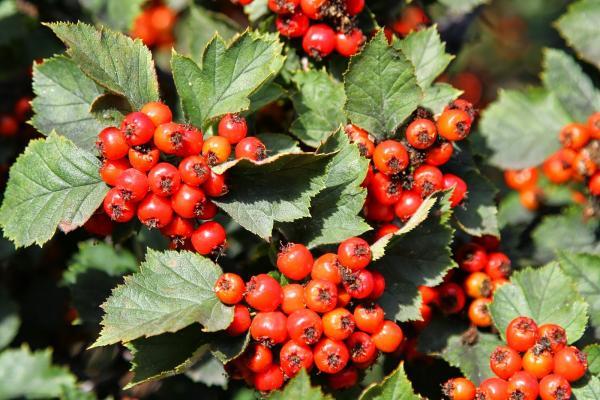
[
  {"xmin": 248, "ymin": 81, "xmax": 286, "ymax": 114},
  {"xmin": 489, "ymin": 262, "xmax": 589, "ymax": 343},
  {"xmin": 290, "ymin": 70, "xmax": 346, "ymax": 148},
  {"xmin": 172, "ymin": 31, "xmax": 284, "ymax": 130},
  {"xmin": 0, "ymin": 345, "xmax": 77, "ymax": 399},
  {"xmin": 0, "ymin": 289, "xmax": 19, "ymax": 350},
  {"xmin": 93, "ymin": 250, "xmax": 234, "ymax": 347},
  {"xmin": 0, "ymin": 133, "xmax": 108, "ymax": 248},
  {"xmin": 542, "ymin": 48, "xmax": 600, "ymax": 121},
  {"xmin": 396, "ymin": 26, "xmax": 453, "ymax": 88},
  {"xmin": 359, "ymin": 363, "xmax": 421, "ymax": 400},
  {"xmin": 442, "ymin": 331, "xmax": 502, "ymax": 385},
  {"xmin": 269, "ymin": 369, "xmax": 333, "ymax": 400},
  {"xmin": 279, "ymin": 129, "xmax": 371, "ymax": 248},
  {"xmin": 175, "ymin": 5, "xmax": 240, "ymax": 64},
  {"xmin": 421, "ymin": 83, "xmax": 462, "ymax": 115},
  {"xmin": 344, "ymin": 30, "xmax": 422, "ymax": 140},
  {"xmin": 31, "ymin": 56, "xmax": 109, "ymax": 152},
  {"xmin": 438, "ymin": 0, "xmax": 488, "ymax": 15},
  {"xmin": 47, "ymin": 22, "xmax": 159, "ymax": 110},
  {"xmin": 572, "ymin": 375, "xmax": 600, "ymax": 400},
  {"xmin": 558, "ymin": 252, "xmax": 600, "ymax": 331},
  {"xmin": 257, "ymin": 133, "xmax": 301, "ymax": 155},
  {"xmin": 586, "ymin": 344, "xmax": 600, "ymax": 376},
  {"xmin": 212, "ymin": 152, "xmax": 333, "ymax": 240},
  {"xmin": 556, "ymin": 0, "xmax": 600, "ymax": 70},
  {"xmin": 479, "ymin": 88, "xmax": 571, "ymax": 169}
]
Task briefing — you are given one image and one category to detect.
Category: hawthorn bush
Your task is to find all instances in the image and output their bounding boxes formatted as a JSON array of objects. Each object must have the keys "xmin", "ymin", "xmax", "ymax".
[{"xmin": 0, "ymin": 0, "xmax": 598, "ymax": 399}]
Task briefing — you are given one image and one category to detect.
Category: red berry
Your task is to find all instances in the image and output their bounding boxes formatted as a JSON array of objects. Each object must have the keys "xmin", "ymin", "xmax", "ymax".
[
  {"xmin": 437, "ymin": 282, "xmax": 466, "ymax": 314},
  {"xmin": 280, "ymin": 340, "xmax": 314, "ymax": 378},
  {"xmin": 121, "ymin": 112, "xmax": 155, "ymax": 146},
  {"xmin": 442, "ymin": 377, "xmax": 476, "ymax": 400},
  {"xmin": 250, "ymin": 311, "xmax": 288, "ymax": 346},
  {"xmin": 281, "ymin": 284, "xmax": 306, "ymax": 315},
  {"xmin": 504, "ymin": 168, "xmax": 538, "ymax": 191},
  {"xmin": 456, "ymin": 243, "xmax": 488, "ymax": 272},
  {"xmin": 468, "ymin": 298, "xmax": 492, "ymax": 328},
  {"xmin": 178, "ymin": 155, "xmax": 210, "ymax": 187},
  {"xmin": 539, "ymin": 374, "xmax": 572, "ymax": 400},
  {"xmin": 335, "ymin": 29, "xmax": 365, "ymax": 57},
  {"xmin": 327, "ymin": 366, "xmax": 359, "ymax": 389},
  {"xmin": 394, "ymin": 190, "xmax": 422, "ymax": 220},
  {"xmin": 363, "ymin": 197, "xmax": 394, "ymax": 222},
  {"xmin": 354, "ymin": 303, "xmax": 384, "ymax": 334},
  {"xmin": 337, "ymin": 237, "xmax": 371, "ymax": 270},
  {"xmin": 13, "ymin": 97, "xmax": 32, "ymax": 122},
  {"xmin": 97, "ymin": 127, "xmax": 129, "ymax": 160},
  {"xmin": 485, "ymin": 252, "xmax": 511, "ymax": 280},
  {"xmin": 83, "ymin": 211, "xmax": 114, "ymax": 236},
  {"xmin": 253, "ymin": 364, "xmax": 284, "ymax": 391},
  {"xmin": 413, "ymin": 165, "xmax": 443, "ymax": 197},
  {"xmin": 506, "ymin": 316, "xmax": 539, "ymax": 352},
  {"xmin": 559, "ymin": 123, "xmax": 590, "ymax": 150},
  {"xmin": 345, "ymin": 0, "xmax": 364, "ymax": 15},
  {"xmin": 103, "ymin": 188, "xmax": 136, "ymax": 222},
  {"xmin": 346, "ymin": 331, "xmax": 376, "ymax": 363},
  {"xmin": 148, "ymin": 163, "xmax": 182, "ymax": 197},
  {"xmin": 191, "ymin": 221, "xmax": 226, "ymax": 255},
  {"xmin": 245, "ymin": 343, "xmax": 273, "ymax": 373},
  {"xmin": 478, "ymin": 378, "xmax": 508, "ymax": 400},
  {"xmin": 405, "ymin": 118, "xmax": 437, "ymax": 149},
  {"xmin": 305, "ymin": 279, "xmax": 338, "ymax": 313},
  {"xmin": 245, "ymin": 274, "xmax": 283, "ymax": 312},
  {"xmin": 311, "ymin": 253, "xmax": 342, "ymax": 284},
  {"xmin": 268, "ymin": 0, "xmax": 299, "ymax": 14},
  {"xmin": 370, "ymin": 172, "xmax": 403, "ymax": 205},
  {"xmin": 0, "ymin": 115, "xmax": 18, "ymax": 136},
  {"xmin": 300, "ymin": 0, "xmax": 326, "ymax": 19},
  {"xmin": 538, "ymin": 324, "xmax": 567, "ymax": 354},
  {"xmin": 161, "ymin": 216, "xmax": 194, "ymax": 242},
  {"xmin": 343, "ymin": 269, "xmax": 374, "ymax": 299},
  {"xmin": 287, "ymin": 308, "xmax": 323, "ymax": 346},
  {"xmin": 523, "ymin": 347, "xmax": 554, "ymax": 379},
  {"xmin": 197, "ymin": 199, "xmax": 218, "ymax": 220},
  {"xmin": 115, "ymin": 168, "xmax": 148, "ymax": 202},
  {"xmin": 154, "ymin": 122, "xmax": 185, "ymax": 154},
  {"xmin": 276, "ymin": 13, "xmax": 310, "ymax": 38},
  {"xmin": 373, "ymin": 140, "xmax": 409, "ymax": 175},
  {"xmin": 425, "ymin": 141, "xmax": 454, "ymax": 166},
  {"xmin": 214, "ymin": 273, "xmax": 245, "ymax": 305},
  {"xmin": 302, "ymin": 24, "xmax": 336, "ymax": 58},
  {"xmin": 100, "ymin": 158, "xmax": 130, "ymax": 186},
  {"xmin": 202, "ymin": 136, "xmax": 231, "ymax": 165},
  {"xmin": 464, "ymin": 271, "xmax": 492, "ymax": 299},
  {"xmin": 171, "ymin": 184, "xmax": 206, "ymax": 219},
  {"xmin": 235, "ymin": 136, "xmax": 267, "ymax": 161},
  {"xmin": 277, "ymin": 243, "xmax": 313, "ymax": 281},
  {"xmin": 490, "ymin": 345, "xmax": 523, "ymax": 380},
  {"xmin": 137, "ymin": 193, "xmax": 173, "ymax": 229},
  {"xmin": 203, "ymin": 169, "xmax": 228, "ymax": 197},
  {"xmin": 314, "ymin": 338, "xmax": 350, "ymax": 374},
  {"xmin": 588, "ymin": 112, "xmax": 600, "ymax": 138},
  {"xmin": 436, "ymin": 109, "xmax": 472, "ymax": 141},
  {"xmin": 128, "ymin": 144, "xmax": 160, "ymax": 172},
  {"xmin": 589, "ymin": 172, "xmax": 600, "ymax": 196},
  {"xmin": 554, "ymin": 346, "xmax": 587, "ymax": 382},
  {"xmin": 543, "ymin": 149, "xmax": 576, "ymax": 184},
  {"xmin": 226, "ymin": 304, "xmax": 251, "ymax": 336},
  {"xmin": 507, "ymin": 371, "xmax": 539, "ymax": 400},
  {"xmin": 368, "ymin": 270, "xmax": 385, "ymax": 299},
  {"xmin": 141, "ymin": 102, "xmax": 172, "ymax": 126},
  {"xmin": 374, "ymin": 223, "xmax": 399, "ymax": 241},
  {"xmin": 371, "ymin": 320, "xmax": 403, "ymax": 353},
  {"xmin": 218, "ymin": 114, "xmax": 248, "ymax": 144},
  {"xmin": 176, "ymin": 125, "xmax": 204, "ymax": 158},
  {"xmin": 443, "ymin": 173, "xmax": 467, "ymax": 207},
  {"xmin": 322, "ymin": 308, "xmax": 355, "ymax": 341}
]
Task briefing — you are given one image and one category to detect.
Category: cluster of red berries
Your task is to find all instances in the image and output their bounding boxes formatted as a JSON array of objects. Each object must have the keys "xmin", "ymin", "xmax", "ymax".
[
  {"xmin": 504, "ymin": 112, "xmax": 600, "ymax": 212},
  {"xmin": 352, "ymin": 100, "xmax": 475, "ymax": 233},
  {"xmin": 131, "ymin": 2, "xmax": 177, "ymax": 49},
  {"xmin": 95, "ymin": 102, "xmax": 267, "ymax": 256},
  {"xmin": 215, "ymin": 237, "xmax": 404, "ymax": 392},
  {"xmin": 0, "ymin": 96, "xmax": 31, "ymax": 137},
  {"xmin": 443, "ymin": 317, "xmax": 588, "ymax": 400}
]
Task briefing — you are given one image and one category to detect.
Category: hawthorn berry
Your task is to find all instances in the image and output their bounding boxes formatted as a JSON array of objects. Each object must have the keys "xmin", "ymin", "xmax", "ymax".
[
  {"xmin": 141, "ymin": 101, "xmax": 172, "ymax": 126},
  {"xmin": 490, "ymin": 345, "xmax": 522, "ymax": 380},
  {"xmin": 394, "ymin": 190, "xmax": 423, "ymax": 220},
  {"xmin": 268, "ymin": 0, "xmax": 299, "ymax": 14},
  {"xmin": 287, "ymin": 308, "xmax": 323, "ymax": 345},
  {"xmin": 363, "ymin": 197, "xmax": 395, "ymax": 222},
  {"xmin": 176, "ymin": 125, "xmax": 204, "ymax": 157},
  {"xmin": 197, "ymin": 199, "xmax": 218, "ymax": 220},
  {"xmin": 311, "ymin": 253, "xmax": 342, "ymax": 284},
  {"xmin": 436, "ymin": 108, "xmax": 472, "ymax": 141},
  {"xmin": 478, "ymin": 378, "xmax": 509, "ymax": 400},
  {"xmin": 337, "ymin": 237, "xmax": 371, "ymax": 270},
  {"xmin": 437, "ymin": 282, "xmax": 466, "ymax": 314},
  {"xmin": 506, "ymin": 316, "xmax": 538, "ymax": 352},
  {"xmin": 406, "ymin": 118, "xmax": 437, "ymax": 149},
  {"xmin": 313, "ymin": 338, "xmax": 350, "ymax": 374},
  {"xmin": 279, "ymin": 340, "xmax": 314, "ymax": 378},
  {"xmin": 276, "ymin": 13, "xmax": 310, "ymax": 38},
  {"xmin": 250, "ymin": 311, "xmax": 288, "ymax": 346},
  {"xmin": 507, "ymin": 371, "xmax": 539, "ymax": 400},
  {"xmin": 245, "ymin": 274, "xmax": 283, "ymax": 312},
  {"xmin": 468, "ymin": 298, "xmax": 492, "ymax": 328},
  {"xmin": 300, "ymin": 0, "xmax": 326, "ymax": 19},
  {"xmin": 191, "ymin": 221, "xmax": 227, "ymax": 255},
  {"xmin": 588, "ymin": 112, "xmax": 600, "ymax": 138},
  {"xmin": 245, "ymin": 343, "xmax": 273, "ymax": 373},
  {"xmin": 443, "ymin": 173, "xmax": 468, "ymax": 207},
  {"xmin": 369, "ymin": 172, "xmax": 403, "ymax": 205},
  {"xmin": 253, "ymin": 364, "xmax": 284, "ymax": 391},
  {"xmin": 373, "ymin": 140, "xmax": 409, "ymax": 175},
  {"xmin": 543, "ymin": 149, "xmax": 576, "ymax": 184},
  {"xmin": 485, "ymin": 252, "xmax": 511, "ymax": 280},
  {"xmin": 302, "ymin": 24, "xmax": 336, "ymax": 58},
  {"xmin": 148, "ymin": 163, "xmax": 182, "ymax": 197},
  {"xmin": 129, "ymin": 144, "xmax": 160, "ymax": 172},
  {"xmin": 100, "ymin": 158, "xmax": 131, "ymax": 186},
  {"xmin": 137, "ymin": 193, "xmax": 173, "ymax": 229},
  {"xmin": 305, "ymin": 279, "xmax": 338, "ymax": 313},
  {"xmin": 343, "ymin": 269, "xmax": 374, "ymax": 299},
  {"xmin": 161, "ymin": 216, "xmax": 194, "ymax": 243},
  {"xmin": 456, "ymin": 243, "xmax": 488, "ymax": 272},
  {"xmin": 442, "ymin": 377, "xmax": 476, "ymax": 400},
  {"xmin": 235, "ymin": 137, "xmax": 267, "ymax": 161},
  {"xmin": 345, "ymin": 0, "xmax": 365, "ymax": 15},
  {"xmin": 83, "ymin": 212, "xmax": 114, "ymax": 237},
  {"xmin": 589, "ymin": 172, "xmax": 600, "ymax": 196},
  {"xmin": 368, "ymin": 271, "xmax": 385, "ymax": 300},
  {"xmin": 553, "ymin": 346, "xmax": 587, "ymax": 382},
  {"xmin": 103, "ymin": 188, "xmax": 136, "ymax": 222},
  {"xmin": 214, "ymin": 273, "xmax": 245, "ymax": 305},
  {"xmin": 203, "ymin": 169, "xmax": 228, "ymax": 197},
  {"xmin": 202, "ymin": 136, "xmax": 231, "ymax": 165},
  {"xmin": 412, "ymin": 165, "xmax": 443, "ymax": 197},
  {"xmin": 97, "ymin": 127, "xmax": 129, "ymax": 160},
  {"xmin": 218, "ymin": 114, "xmax": 248, "ymax": 144},
  {"xmin": 504, "ymin": 168, "xmax": 538, "ymax": 191},
  {"xmin": 154, "ymin": 122, "xmax": 185, "ymax": 154},
  {"xmin": 327, "ymin": 367, "xmax": 359, "ymax": 389},
  {"xmin": 121, "ymin": 111, "xmax": 155, "ymax": 146},
  {"xmin": 559, "ymin": 123, "xmax": 590, "ymax": 150},
  {"xmin": 354, "ymin": 303, "xmax": 384, "ymax": 333},
  {"xmin": 374, "ymin": 223, "xmax": 399, "ymax": 241},
  {"xmin": 464, "ymin": 272, "xmax": 492, "ymax": 299},
  {"xmin": 226, "ymin": 304, "xmax": 252, "ymax": 336},
  {"xmin": 538, "ymin": 324, "xmax": 567, "ymax": 354},
  {"xmin": 539, "ymin": 374, "xmax": 572, "ymax": 400},
  {"xmin": 335, "ymin": 29, "xmax": 365, "ymax": 57},
  {"xmin": 171, "ymin": 184, "xmax": 206, "ymax": 219},
  {"xmin": 425, "ymin": 141, "xmax": 454, "ymax": 166},
  {"xmin": 322, "ymin": 308, "xmax": 355, "ymax": 340},
  {"xmin": 115, "ymin": 168, "xmax": 148, "ymax": 202},
  {"xmin": 0, "ymin": 115, "xmax": 18, "ymax": 136},
  {"xmin": 346, "ymin": 331, "xmax": 377, "ymax": 363},
  {"xmin": 178, "ymin": 155, "xmax": 210, "ymax": 186},
  {"xmin": 371, "ymin": 320, "xmax": 403, "ymax": 353},
  {"xmin": 522, "ymin": 347, "xmax": 554, "ymax": 379},
  {"xmin": 281, "ymin": 283, "xmax": 306, "ymax": 314}
]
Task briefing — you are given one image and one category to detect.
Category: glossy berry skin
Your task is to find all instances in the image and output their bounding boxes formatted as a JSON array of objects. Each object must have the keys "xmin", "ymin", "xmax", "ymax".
[
  {"xmin": 305, "ymin": 279, "xmax": 338, "ymax": 313},
  {"xmin": 343, "ymin": 269, "xmax": 374, "ymax": 299},
  {"xmin": 504, "ymin": 168, "xmax": 538, "ymax": 191},
  {"xmin": 268, "ymin": 0, "xmax": 299, "ymax": 14},
  {"xmin": 103, "ymin": 188, "xmax": 136, "ymax": 222},
  {"xmin": 311, "ymin": 253, "xmax": 342, "ymax": 284},
  {"xmin": 276, "ymin": 13, "xmax": 310, "ymax": 38},
  {"xmin": 354, "ymin": 304, "xmax": 384, "ymax": 334},
  {"xmin": 368, "ymin": 271, "xmax": 385, "ymax": 300},
  {"xmin": 203, "ymin": 169, "xmax": 228, "ymax": 197},
  {"xmin": 313, "ymin": 338, "xmax": 350, "ymax": 374},
  {"xmin": 442, "ymin": 377, "xmax": 476, "ymax": 400},
  {"xmin": 253, "ymin": 364, "xmax": 284, "ymax": 391},
  {"xmin": 281, "ymin": 284, "xmax": 305, "ymax": 314},
  {"xmin": 437, "ymin": 282, "xmax": 466, "ymax": 314},
  {"xmin": 373, "ymin": 140, "xmax": 409, "ymax": 175},
  {"xmin": 191, "ymin": 221, "xmax": 226, "ymax": 255},
  {"xmin": 335, "ymin": 29, "xmax": 365, "ymax": 57},
  {"xmin": 226, "ymin": 304, "xmax": 251, "ymax": 336},
  {"xmin": 506, "ymin": 316, "xmax": 539, "ymax": 352},
  {"xmin": 538, "ymin": 324, "xmax": 567, "ymax": 354},
  {"xmin": 300, "ymin": 0, "xmax": 326, "ymax": 19},
  {"xmin": 328, "ymin": 367, "xmax": 359, "ymax": 390},
  {"xmin": 559, "ymin": 123, "xmax": 590, "ymax": 150},
  {"xmin": 176, "ymin": 125, "xmax": 204, "ymax": 158},
  {"xmin": 235, "ymin": 137, "xmax": 267, "ymax": 161},
  {"xmin": 394, "ymin": 190, "xmax": 422, "ymax": 220},
  {"xmin": 197, "ymin": 200, "xmax": 218, "ymax": 220},
  {"xmin": 303, "ymin": 24, "xmax": 336, "ymax": 59},
  {"xmin": 337, "ymin": 237, "xmax": 371, "ymax": 270},
  {"xmin": 148, "ymin": 163, "xmax": 181, "ymax": 197},
  {"xmin": 245, "ymin": 274, "xmax": 283, "ymax": 312},
  {"xmin": 490, "ymin": 345, "xmax": 523, "ymax": 380},
  {"xmin": 523, "ymin": 348, "xmax": 554, "ymax": 379},
  {"xmin": 100, "ymin": 158, "xmax": 130, "ymax": 186},
  {"xmin": 129, "ymin": 145, "xmax": 160, "ymax": 172},
  {"xmin": 465, "ymin": 272, "xmax": 492, "ymax": 299},
  {"xmin": 214, "ymin": 273, "xmax": 245, "ymax": 305},
  {"xmin": 346, "ymin": 0, "xmax": 365, "ymax": 15},
  {"xmin": 202, "ymin": 136, "xmax": 231, "ymax": 165},
  {"xmin": 412, "ymin": 165, "xmax": 443, "ymax": 197},
  {"xmin": 245, "ymin": 343, "xmax": 273, "ymax": 373},
  {"xmin": 457, "ymin": 243, "xmax": 488, "ymax": 272},
  {"xmin": 322, "ymin": 308, "xmax": 355, "ymax": 340},
  {"xmin": 370, "ymin": 172, "xmax": 403, "ymax": 205},
  {"xmin": 154, "ymin": 122, "xmax": 185, "ymax": 154},
  {"xmin": 121, "ymin": 112, "xmax": 155, "ymax": 146},
  {"xmin": 218, "ymin": 114, "xmax": 248, "ymax": 144},
  {"xmin": 508, "ymin": 371, "xmax": 539, "ymax": 400},
  {"xmin": 287, "ymin": 309, "xmax": 323, "ymax": 345},
  {"xmin": 539, "ymin": 374, "xmax": 572, "ymax": 400},
  {"xmin": 478, "ymin": 377, "xmax": 509, "ymax": 400},
  {"xmin": 425, "ymin": 141, "xmax": 454, "ymax": 166},
  {"xmin": 485, "ymin": 252, "xmax": 511, "ymax": 280},
  {"xmin": 179, "ymin": 155, "xmax": 210, "ymax": 187},
  {"xmin": 97, "ymin": 127, "xmax": 129, "ymax": 160},
  {"xmin": 589, "ymin": 173, "xmax": 600, "ymax": 196},
  {"xmin": 251, "ymin": 311, "xmax": 288, "ymax": 346},
  {"xmin": 280, "ymin": 340, "xmax": 314, "ymax": 378},
  {"xmin": 141, "ymin": 102, "xmax": 172, "ymax": 126},
  {"xmin": 346, "ymin": 331, "xmax": 377, "ymax": 363},
  {"xmin": 137, "ymin": 194, "xmax": 173, "ymax": 229},
  {"xmin": 554, "ymin": 346, "xmax": 587, "ymax": 382},
  {"xmin": 171, "ymin": 184, "xmax": 206, "ymax": 219},
  {"xmin": 371, "ymin": 320, "xmax": 403, "ymax": 353},
  {"xmin": 277, "ymin": 243, "xmax": 313, "ymax": 281},
  {"xmin": 436, "ymin": 109, "xmax": 472, "ymax": 141},
  {"xmin": 374, "ymin": 224, "xmax": 399, "ymax": 241},
  {"xmin": 161, "ymin": 216, "xmax": 194, "ymax": 247},
  {"xmin": 115, "ymin": 168, "xmax": 148, "ymax": 202},
  {"xmin": 406, "ymin": 118, "xmax": 437, "ymax": 149},
  {"xmin": 363, "ymin": 197, "xmax": 394, "ymax": 222},
  {"xmin": 543, "ymin": 149, "xmax": 576, "ymax": 184},
  {"xmin": 468, "ymin": 298, "xmax": 492, "ymax": 327},
  {"xmin": 443, "ymin": 173, "xmax": 468, "ymax": 207},
  {"xmin": 589, "ymin": 112, "xmax": 600, "ymax": 138}
]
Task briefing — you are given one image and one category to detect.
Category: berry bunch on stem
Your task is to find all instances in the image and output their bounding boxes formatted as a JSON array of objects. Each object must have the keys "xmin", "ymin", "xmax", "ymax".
[{"xmin": 215, "ymin": 237, "xmax": 404, "ymax": 392}]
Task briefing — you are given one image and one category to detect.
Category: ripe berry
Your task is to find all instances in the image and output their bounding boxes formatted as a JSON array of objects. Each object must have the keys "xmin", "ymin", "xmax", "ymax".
[
  {"xmin": 281, "ymin": 283, "xmax": 306, "ymax": 314},
  {"xmin": 468, "ymin": 298, "xmax": 492, "ymax": 327},
  {"xmin": 419, "ymin": 286, "xmax": 440, "ymax": 306},
  {"xmin": 436, "ymin": 109, "xmax": 472, "ymax": 141},
  {"xmin": 100, "ymin": 158, "xmax": 131, "ymax": 186},
  {"xmin": 179, "ymin": 156, "xmax": 210, "ymax": 186},
  {"xmin": 559, "ymin": 123, "xmax": 590, "ymax": 150},
  {"xmin": 276, "ymin": 13, "xmax": 310, "ymax": 38},
  {"xmin": 539, "ymin": 374, "xmax": 572, "ymax": 400},
  {"xmin": 437, "ymin": 282, "xmax": 466, "ymax": 314},
  {"xmin": 589, "ymin": 173, "xmax": 600, "ymax": 196},
  {"xmin": 478, "ymin": 377, "xmax": 509, "ymax": 400},
  {"xmin": 346, "ymin": 124, "xmax": 375, "ymax": 158},
  {"xmin": 485, "ymin": 252, "xmax": 511, "ymax": 280},
  {"xmin": 363, "ymin": 197, "xmax": 394, "ymax": 222},
  {"xmin": 464, "ymin": 272, "xmax": 492, "ymax": 299},
  {"xmin": 313, "ymin": 338, "xmax": 350, "ymax": 374},
  {"xmin": 13, "ymin": 97, "xmax": 32, "ymax": 122},
  {"xmin": 343, "ymin": 269, "xmax": 374, "ymax": 299},
  {"xmin": 345, "ymin": 0, "xmax": 365, "ymax": 15},
  {"xmin": 506, "ymin": 316, "xmax": 539, "ymax": 352},
  {"xmin": 218, "ymin": 114, "xmax": 248, "ymax": 144},
  {"xmin": 574, "ymin": 149, "xmax": 597, "ymax": 178},
  {"xmin": 245, "ymin": 274, "xmax": 283, "ymax": 312},
  {"xmin": 277, "ymin": 243, "xmax": 313, "ymax": 280},
  {"xmin": 538, "ymin": 324, "xmax": 567, "ymax": 354},
  {"xmin": 148, "ymin": 163, "xmax": 181, "ymax": 197},
  {"xmin": 507, "ymin": 371, "xmax": 539, "ymax": 400},
  {"xmin": 456, "ymin": 243, "xmax": 488, "ymax": 272},
  {"xmin": 442, "ymin": 377, "xmax": 476, "ymax": 400},
  {"xmin": 369, "ymin": 172, "xmax": 403, "ymax": 205},
  {"xmin": 490, "ymin": 345, "xmax": 522, "ymax": 380},
  {"xmin": 226, "ymin": 304, "xmax": 251, "ymax": 336},
  {"xmin": 0, "ymin": 115, "xmax": 17, "ymax": 136},
  {"xmin": 373, "ymin": 140, "xmax": 409, "ymax": 175},
  {"xmin": 300, "ymin": 0, "xmax": 326, "ymax": 19},
  {"xmin": 374, "ymin": 224, "xmax": 399, "ymax": 241},
  {"xmin": 335, "ymin": 29, "xmax": 365, "ymax": 57},
  {"xmin": 371, "ymin": 320, "xmax": 403, "ymax": 353},
  {"xmin": 554, "ymin": 346, "xmax": 587, "ymax": 382},
  {"xmin": 322, "ymin": 308, "xmax": 355, "ymax": 341},
  {"xmin": 443, "ymin": 173, "xmax": 468, "ymax": 207},
  {"xmin": 84, "ymin": 211, "xmax": 114, "ymax": 236},
  {"xmin": 121, "ymin": 111, "xmax": 155, "ymax": 146},
  {"xmin": 305, "ymin": 279, "xmax": 338, "ymax": 313},
  {"xmin": 425, "ymin": 141, "xmax": 454, "ymax": 166},
  {"xmin": 268, "ymin": 0, "xmax": 299, "ymax": 14},
  {"xmin": 97, "ymin": 127, "xmax": 129, "ymax": 160},
  {"xmin": 214, "ymin": 273, "xmax": 245, "ymax": 305},
  {"xmin": 203, "ymin": 169, "xmax": 228, "ymax": 197},
  {"xmin": 302, "ymin": 24, "xmax": 336, "ymax": 58},
  {"xmin": 250, "ymin": 311, "xmax": 288, "ymax": 346},
  {"xmin": 413, "ymin": 165, "xmax": 443, "ymax": 197},
  {"xmin": 202, "ymin": 136, "xmax": 231, "ymax": 165},
  {"xmin": 245, "ymin": 343, "xmax": 273, "ymax": 373},
  {"xmin": 287, "ymin": 308, "xmax": 323, "ymax": 345},
  {"xmin": 235, "ymin": 137, "xmax": 267, "ymax": 161},
  {"xmin": 129, "ymin": 144, "xmax": 160, "ymax": 172},
  {"xmin": 103, "ymin": 188, "xmax": 136, "ymax": 222},
  {"xmin": 154, "ymin": 122, "xmax": 185, "ymax": 154},
  {"xmin": 253, "ymin": 364, "xmax": 284, "ymax": 391},
  {"xmin": 394, "ymin": 190, "xmax": 422, "ymax": 220},
  {"xmin": 519, "ymin": 187, "xmax": 541, "ymax": 211},
  {"xmin": 346, "ymin": 331, "xmax": 377, "ymax": 363},
  {"xmin": 280, "ymin": 340, "xmax": 314, "ymax": 378},
  {"xmin": 406, "ymin": 118, "xmax": 437, "ymax": 149},
  {"xmin": 368, "ymin": 271, "xmax": 385, "ymax": 300},
  {"xmin": 446, "ymin": 99, "xmax": 476, "ymax": 121},
  {"xmin": 354, "ymin": 303, "xmax": 384, "ymax": 334},
  {"xmin": 197, "ymin": 199, "xmax": 218, "ymax": 220},
  {"xmin": 588, "ymin": 112, "xmax": 600, "ymax": 138},
  {"xmin": 171, "ymin": 184, "xmax": 206, "ymax": 218},
  {"xmin": 543, "ymin": 149, "xmax": 576, "ymax": 184},
  {"xmin": 504, "ymin": 168, "xmax": 538, "ymax": 191},
  {"xmin": 191, "ymin": 221, "xmax": 226, "ymax": 255},
  {"xmin": 337, "ymin": 237, "xmax": 371, "ymax": 270},
  {"xmin": 311, "ymin": 253, "xmax": 342, "ymax": 284},
  {"xmin": 137, "ymin": 193, "xmax": 173, "ymax": 228},
  {"xmin": 141, "ymin": 102, "xmax": 172, "ymax": 126},
  {"xmin": 115, "ymin": 168, "xmax": 148, "ymax": 202},
  {"xmin": 523, "ymin": 347, "xmax": 554, "ymax": 379},
  {"xmin": 327, "ymin": 367, "xmax": 359, "ymax": 389},
  {"xmin": 176, "ymin": 125, "xmax": 204, "ymax": 158}
]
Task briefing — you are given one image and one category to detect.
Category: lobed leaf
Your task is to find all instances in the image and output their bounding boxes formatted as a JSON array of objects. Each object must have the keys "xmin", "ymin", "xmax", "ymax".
[
  {"xmin": 269, "ymin": 369, "xmax": 333, "ymax": 400},
  {"xmin": 421, "ymin": 83, "xmax": 462, "ymax": 115},
  {"xmin": 359, "ymin": 363, "xmax": 421, "ymax": 400},
  {"xmin": 555, "ymin": 0, "xmax": 600, "ymax": 70},
  {"xmin": 442, "ymin": 331, "xmax": 502, "ymax": 385},
  {"xmin": 0, "ymin": 133, "xmax": 108, "ymax": 248},
  {"xmin": 586, "ymin": 344, "xmax": 600, "ymax": 376},
  {"xmin": 572, "ymin": 375, "xmax": 600, "ymax": 399}
]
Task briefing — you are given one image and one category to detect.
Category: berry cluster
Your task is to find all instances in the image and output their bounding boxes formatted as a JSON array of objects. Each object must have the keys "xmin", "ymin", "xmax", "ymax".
[
  {"xmin": 95, "ymin": 102, "xmax": 267, "ymax": 256},
  {"xmin": 215, "ymin": 237, "xmax": 404, "ymax": 392},
  {"xmin": 131, "ymin": 2, "xmax": 177, "ymax": 49},
  {"xmin": 0, "ymin": 96, "xmax": 31, "ymax": 137},
  {"xmin": 504, "ymin": 112, "xmax": 600, "ymax": 212},
  {"xmin": 355, "ymin": 100, "xmax": 475, "ymax": 233},
  {"xmin": 443, "ymin": 317, "xmax": 588, "ymax": 400}
]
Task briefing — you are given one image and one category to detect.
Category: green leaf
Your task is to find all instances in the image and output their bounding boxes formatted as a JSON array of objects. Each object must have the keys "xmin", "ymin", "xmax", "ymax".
[
  {"xmin": 479, "ymin": 88, "xmax": 571, "ymax": 169},
  {"xmin": 248, "ymin": 82, "xmax": 287, "ymax": 114},
  {"xmin": 489, "ymin": 262, "xmax": 589, "ymax": 343},
  {"xmin": 438, "ymin": 0, "xmax": 489, "ymax": 15},
  {"xmin": 585, "ymin": 344, "xmax": 600, "ymax": 376},
  {"xmin": 442, "ymin": 331, "xmax": 502, "ymax": 385},
  {"xmin": 172, "ymin": 31, "xmax": 285, "ymax": 130},
  {"xmin": 396, "ymin": 26, "xmax": 453, "ymax": 88},
  {"xmin": 0, "ymin": 345, "xmax": 77, "ymax": 399},
  {"xmin": 244, "ymin": 0, "xmax": 269, "ymax": 24},
  {"xmin": 290, "ymin": 70, "xmax": 346, "ymax": 148},
  {"xmin": 572, "ymin": 375, "xmax": 600, "ymax": 400},
  {"xmin": 344, "ymin": 30, "xmax": 422, "ymax": 140},
  {"xmin": 269, "ymin": 369, "xmax": 333, "ymax": 400},
  {"xmin": 0, "ymin": 289, "xmax": 19, "ymax": 350},
  {"xmin": 47, "ymin": 22, "xmax": 159, "ymax": 110},
  {"xmin": 421, "ymin": 83, "xmax": 462, "ymax": 114},
  {"xmin": 185, "ymin": 354, "xmax": 228, "ymax": 388},
  {"xmin": 31, "ymin": 56, "xmax": 109, "ymax": 152},
  {"xmin": 556, "ymin": 0, "xmax": 600, "ymax": 70},
  {"xmin": 359, "ymin": 363, "xmax": 421, "ymax": 400},
  {"xmin": 175, "ymin": 5, "xmax": 240, "ymax": 64},
  {"xmin": 93, "ymin": 250, "xmax": 234, "ymax": 347},
  {"xmin": 0, "ymin": 133, "xmax": 108, "ymax": 248},
  {"xmin": 81, "ymin": 0, "xmax": 146, "ymax": 31},
  {"xmin": 257, "ymin": 133, "xmax": 301, "ymax": 155},
  {"xmin": 541, "ymin": 48, "xmax": 600, "ymax": 121},
  {"xmin": 558, "ymin": 252, "xmax": 600, "ymax": 332},
  {"xmin": 212, "ymin": 152, "xmax": 333, "ymax": 241},
  {"xmin": 279, "ymin": 129, "xmax": 371, "ymax": 248}
]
